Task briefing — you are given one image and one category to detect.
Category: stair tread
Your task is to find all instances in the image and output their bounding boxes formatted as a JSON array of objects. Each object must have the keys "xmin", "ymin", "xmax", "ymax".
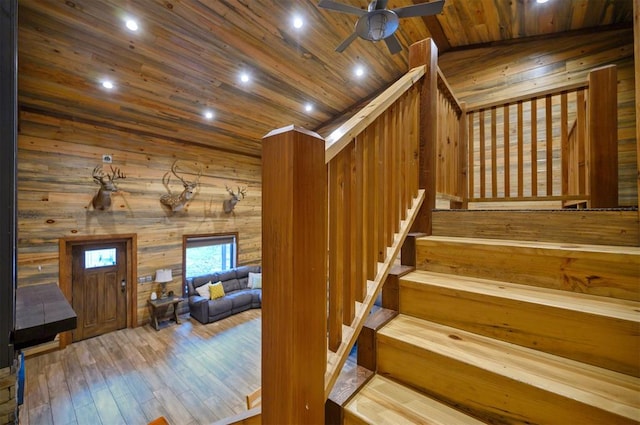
[
  {"xmin": 345, "ymin": 374, "xmax": 485, "ymax": 425},
  {"xmin": 418, "ymin": 235, "xmax": 640, "ymax": 255},
  {"xmin": 379, "ymin": 314, "xmax": 640, "ymax": 421},
  {"xmin": 401, "ymin": 270, "xmax": 640, "ymax": 322}
]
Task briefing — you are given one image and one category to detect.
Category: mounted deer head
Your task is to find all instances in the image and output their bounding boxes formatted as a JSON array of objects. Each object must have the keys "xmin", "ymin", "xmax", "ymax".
[
  {"xmin": 160, "ymin": 160, "xmax": 202, "ymax": 212},
  {"xmin": 92, "ymin": 165, "xmax": 126, "ymax": 210},
  {"xmin": 223, "ymin": 185, "xmax": 247, "ymax": 214}
]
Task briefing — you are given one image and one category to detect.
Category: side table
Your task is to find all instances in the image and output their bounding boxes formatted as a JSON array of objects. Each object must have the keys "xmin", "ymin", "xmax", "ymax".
[{"xmin": 147, "ymin": 296, "xmax": 184, "ymax": 331}]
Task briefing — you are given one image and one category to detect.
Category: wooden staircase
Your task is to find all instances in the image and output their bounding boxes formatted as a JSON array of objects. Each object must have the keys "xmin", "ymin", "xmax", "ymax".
[
  {"xmin": 258, "ymin": 38, "xmax": 630, "ymax": 422},
  {"xmin": 342, "ymin": 224, "xmax": 640, "ymax": 424}
]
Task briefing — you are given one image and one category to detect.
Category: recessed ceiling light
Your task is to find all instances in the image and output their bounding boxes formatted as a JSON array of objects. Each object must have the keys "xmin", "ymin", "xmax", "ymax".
[
  {"xmin": 102, "ymin": 80, "xmax": 114, "ymax": 89},
  {"xmin": 536, "ymin": 0, "xmax": 549, "ymax": 3},
  {"xmin": 204, "ymin": 110, "xmax": 214, "ymax": 120},
  {"xmin": 304, "ymin": 103, "xmax": 313, "ymax": 112},
  {"xmin": 354, "ymin": 66, "xmax": 365, "ymax": 78},
  {"xmin": 125, "ymin": 19, "xmax": 139, "ymax": 31},
  {"xmin": 293, "ymin": 16, "xmax": 304, "ymax": 29},
  {"xmin": 240, "ymin": 72, "xmax": 250, "ymax": 83}
]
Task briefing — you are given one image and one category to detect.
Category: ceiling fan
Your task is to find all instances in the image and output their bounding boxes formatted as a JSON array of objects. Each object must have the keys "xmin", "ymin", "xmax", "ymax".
[{"xmin": 318, "ymin": 0, "xmax": 445, "ymax": 54}]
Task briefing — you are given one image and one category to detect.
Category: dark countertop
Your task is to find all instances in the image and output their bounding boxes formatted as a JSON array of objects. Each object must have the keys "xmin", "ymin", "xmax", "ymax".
[{"xmin": 13, "ymin": 283, "xmax": 77, "ymax": 350}]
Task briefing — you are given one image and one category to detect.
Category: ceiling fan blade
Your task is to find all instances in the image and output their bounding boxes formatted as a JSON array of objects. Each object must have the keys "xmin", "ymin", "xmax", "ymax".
[
  {"xmin": 384, "ymin": 34, "xmax": 403, "ymax": 55},
  {"xmin": 335, "ymin": 31, "xmax": 359, "ymax": 52},
  {"xmin": 318, "ymin": 0, "xmax": 367, "ymax": 16},
  {"xmin": 392, "ymin": 0, "xmax": 445, "ymax": 18}
]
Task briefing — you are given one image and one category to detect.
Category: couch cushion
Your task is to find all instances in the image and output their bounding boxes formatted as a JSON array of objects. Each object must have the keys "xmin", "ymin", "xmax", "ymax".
[
  {"xmin": 221, "ymin": 278, "xmax": 242, "ymax": 293},
  {"xmin": 208, "ymin": 297, "xmax": 233, "ymax": 318},
  {"xmin": 235, "ymin": 265, "xmax": 261, "ymax": 277},
  {"xmin": 236, "ymin": 266, "xmax": 261, "ymax": 288},
  {"xmin": 192, "ymin": 274, "xmax": 217, "ymax": 289},
  {"xmin": 247, "ymin": 289, "xmax": 262, "ymax": 305},
  {"xmin": 225, "ymin": 291, "xmax": 253, "ymax": 310},
  {"xmin": 213, "ymin": 270, "xmax": 237, "ymax": 283}
]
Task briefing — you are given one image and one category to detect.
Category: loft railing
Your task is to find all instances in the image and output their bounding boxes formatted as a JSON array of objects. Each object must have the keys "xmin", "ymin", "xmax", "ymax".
[
  {"xmin": 465, "ymin": 65, "xmax": 618, "ymax": 208},
  {"xmin": 435, "ymin": 68, "xmax": 467, "ymax": 208}
]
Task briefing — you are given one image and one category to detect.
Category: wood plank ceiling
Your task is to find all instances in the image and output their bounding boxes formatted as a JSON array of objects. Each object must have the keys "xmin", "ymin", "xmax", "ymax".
[{"xmin": 18, "ymin": 0, "xmax": 634, "ymax": 157}]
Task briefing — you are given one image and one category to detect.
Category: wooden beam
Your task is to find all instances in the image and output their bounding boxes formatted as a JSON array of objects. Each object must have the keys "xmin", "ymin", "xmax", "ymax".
[
  {"xmin": 587, "ymin": 65, "xmax": 618, "ymax": 207},
  {"xmin": 409, "ymin": 38, "xmax": 438, "ymax": 234},
  {"xmin": 419, "ymin": 12, "xmax": 451, "ymax": 52},
  {"xmin": 262, "ymin": 125, "xmax": 327, "ymax": 424}
]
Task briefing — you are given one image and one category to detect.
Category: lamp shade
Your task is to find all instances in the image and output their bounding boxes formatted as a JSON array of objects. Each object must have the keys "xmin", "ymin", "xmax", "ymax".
[{"xmin": 155, "ymin": 269, "xmax": 173, "ymax": 283}]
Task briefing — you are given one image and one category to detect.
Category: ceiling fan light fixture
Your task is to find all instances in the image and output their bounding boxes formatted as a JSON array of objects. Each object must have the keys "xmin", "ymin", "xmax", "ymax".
[
  {"xmin": 319, "ymin": 0, "xmax": 443, "ymax": 54},
  {"xmin": 356, "ymin": 9, "xmax": 398, "ymax": 41},
  {"xmin": 367, "ymin": 13, "xmax": 387, "ymax": 41}
]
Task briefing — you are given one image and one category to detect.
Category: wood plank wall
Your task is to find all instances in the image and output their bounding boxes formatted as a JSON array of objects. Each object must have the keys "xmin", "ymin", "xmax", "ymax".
[
  {"xmin": 438, "ymin": 28, "xmax": 637, "ymax": 206},
  {"xmin": 17, "ymin": 110, "xmax": 262, "ymax": 326}
]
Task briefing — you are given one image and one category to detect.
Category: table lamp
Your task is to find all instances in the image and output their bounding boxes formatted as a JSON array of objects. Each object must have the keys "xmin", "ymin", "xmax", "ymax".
[{"xmin": 155, "ymin": 269, "xmax": 173, "ymax": 299}]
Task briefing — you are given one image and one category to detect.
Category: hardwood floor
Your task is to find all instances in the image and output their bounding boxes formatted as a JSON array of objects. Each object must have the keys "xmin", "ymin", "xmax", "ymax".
[{"xmin": 20, "ymin": 310, "xmax": 262, "ymax": 425}]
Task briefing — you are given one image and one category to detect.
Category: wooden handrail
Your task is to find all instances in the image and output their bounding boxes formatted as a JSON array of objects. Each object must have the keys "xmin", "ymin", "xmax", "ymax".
[
  {"xmin": 261, "ymin": 54, "xmax": 427, "ymax": 422},
  {"xmin": 466, "ymin": 80, "xmax": 589, "ymax": 113},
  {"xmin": 437, "ymin": 68, "xmax": 463, "ymax": 115},
  {"xmin": 325, "ymin": 65, "xmax": 425, "ymax": 163}
]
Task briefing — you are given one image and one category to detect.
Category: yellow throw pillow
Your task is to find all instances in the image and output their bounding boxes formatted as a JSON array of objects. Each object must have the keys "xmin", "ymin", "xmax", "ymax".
[{"xmin": 209, "ymin": 281, "xmax": 225, "ymax": 300}]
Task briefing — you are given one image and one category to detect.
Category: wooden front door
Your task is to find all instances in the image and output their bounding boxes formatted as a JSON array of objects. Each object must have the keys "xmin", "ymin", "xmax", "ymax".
[{"xmin": 72, "ymin": 242, "xmax": 127, "ymax": 341}]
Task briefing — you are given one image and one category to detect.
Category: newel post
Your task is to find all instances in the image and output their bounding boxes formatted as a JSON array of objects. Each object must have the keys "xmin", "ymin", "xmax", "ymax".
[
  {"xmin": 409, "ymin": 38, "xmax": 438, "ymax": 234},
  {"xmin": 262, "ymin": 125, "xmax": 327, "ymax": 424},
  {"xmin": 588, "ymin": 65, "xmax": 618, "ymax": 207}
]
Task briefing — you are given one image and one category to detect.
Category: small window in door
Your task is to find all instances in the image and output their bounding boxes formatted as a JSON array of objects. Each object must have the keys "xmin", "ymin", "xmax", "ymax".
[{"xmin": 84, "ymin": 248, "xmax": 117, "ymax": 269}]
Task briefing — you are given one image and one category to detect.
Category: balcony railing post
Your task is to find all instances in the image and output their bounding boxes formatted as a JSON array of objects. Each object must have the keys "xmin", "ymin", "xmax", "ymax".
[
  {"xmin": 409, "ymin": 38, "xmax": 438, "ymax": 234},
  {"xmin": 457, "ymin": 101, "xmax": 469, "ymax": 209},
  {"xmin": 262, "ymin": 125, "xmax": 327, "ymax": 424},
  {"xmin": 587, "ymin": 65, "xmax": 618, "ymax": 207}
]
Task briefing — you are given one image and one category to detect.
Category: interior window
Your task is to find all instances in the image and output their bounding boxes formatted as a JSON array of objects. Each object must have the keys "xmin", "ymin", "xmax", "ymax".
[{"xmin": 183, "ymin": 233, "xmax": 238, "ymax": 281}]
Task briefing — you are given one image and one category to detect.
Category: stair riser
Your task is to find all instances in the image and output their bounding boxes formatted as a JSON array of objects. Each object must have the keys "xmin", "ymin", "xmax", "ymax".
[
  {"xmin": 343, "ymin": 413, "xmax": 368, "ymax": 425},
  {"xmin": 432, "ymin": 210, "xmax": 640, "ymax": 247},
  {"xmin": 416, "ymin": 240, "xmax": 640, "ymax": 301},
  {"xmin": 377, "ymin": 336, "xmax": 637, "ymax": 425},
  {"xmin": 399, "ymin": 280, "xmax": 640, "ymax": 377}
]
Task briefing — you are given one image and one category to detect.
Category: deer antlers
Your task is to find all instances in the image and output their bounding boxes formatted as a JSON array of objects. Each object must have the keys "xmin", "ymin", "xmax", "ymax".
[
  {"xmin": 160, "ymin": 160, "xmax": 203, "ymax": 212},
  {"xmin": 92, "ymin": 165, "xmax": 126, "ymax": 210},
  {"xmin": 223, "ymin": 184, "xmax": 247, "ymax": 214},
  {"xmin": 93, "ymin": 165, "xmax": 125, "ymax": 186}
]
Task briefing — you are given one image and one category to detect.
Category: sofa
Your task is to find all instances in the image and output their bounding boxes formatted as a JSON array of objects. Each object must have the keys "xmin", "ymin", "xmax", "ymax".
[{"xmin": 186, "ymin": 265, "xmax": 262, "ymax": 324}]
